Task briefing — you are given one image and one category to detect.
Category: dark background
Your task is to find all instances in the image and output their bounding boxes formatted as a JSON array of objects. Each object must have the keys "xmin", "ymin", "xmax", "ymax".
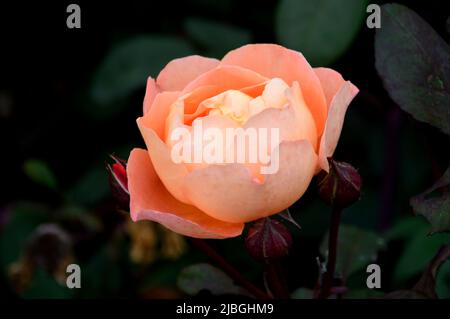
[{"xmin": 0, "ymin": 0, "xmax": 449, "ymax": 298}]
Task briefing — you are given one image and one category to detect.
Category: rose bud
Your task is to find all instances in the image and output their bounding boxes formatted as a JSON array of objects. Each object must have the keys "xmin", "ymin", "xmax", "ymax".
[
  {"xmin": 245, "ymin": 218, "xmax": 293, "ymax": 261},
  {"xmin": 106, "ymin": 155, "xmax": 129, "ymax": 211},
  {"xmin": 317, "ymin": 158, "xmax": 362, "ymax": 208}
]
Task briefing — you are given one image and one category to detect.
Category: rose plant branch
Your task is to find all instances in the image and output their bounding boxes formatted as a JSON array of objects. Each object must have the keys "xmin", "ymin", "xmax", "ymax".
[
  {"xmin": 316, "ymin": 158, "xmax": 362, "ymax": 299},
  {"xmin": 264, "ymin": 260, "xmax": 290, "ymax": 298},
  {"xmin": 190, "ymin": 238, "xmax": 270, "ymax": 299},
  {"xmin": 245, "ymin": 217, "xmax": 293, "ymax": 298},
  {"xmin": 318, "ymin": 206, "xmax": 343, "ymax": 299}
]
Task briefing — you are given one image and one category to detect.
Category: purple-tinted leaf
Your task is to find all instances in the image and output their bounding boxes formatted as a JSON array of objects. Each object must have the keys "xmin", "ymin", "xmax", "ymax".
[
  {"xmin": 410, "ymin": 166, "xmax": 450, "ymax": 234},
  {"xmin": 375, "ymin": 4, "xmax": 450, "ymax": 135}
]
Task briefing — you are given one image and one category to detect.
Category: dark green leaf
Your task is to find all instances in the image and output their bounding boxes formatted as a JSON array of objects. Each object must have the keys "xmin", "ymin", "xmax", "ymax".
[
  {"xmin": 375, "ymin": 4, "xmax": 450, "ymax": 135},
  {"xmin": 91, "ymin": 36, "xmax": 194, "ymax": 108},
  {"xmin": 393, "ymin": 224, "xmax": 450, "ymax": 283},
  {"xmin": 344, "ymin": 289, "xmax": 384, "ymax": 299},
  {"xmin": 21, "ymin": 267, "xmax": 74, "ymax": 299},
  {"xmin": 79, "ymin": 245, "xmax": 122, "ymax": 298},
  {"xmin": 410, "ymin": 165, "xmax": 450, "ymax": 234},
  {"xmin": 23, "ymin": 159, "xmax": 57, "ymax": 190},
  {"xmin": 0, "ymin": 202, "xmax": 49, "ymax": 271},
  {"xmin": 436, "ymin": 260, "xmax": 450, "ymax": 298},
  {"xmin": 320, "ymin": 224, "xmax": 385, "ymax": 279},
  {"xmin": 291, "ymin": 287, "xmax": 313, "ymax": 299},
  {"xmin": 177, "ymin": 263, "xmax": 248, "ymax": 296},
  {"xmin": 413, "ymin": 245, "xmax": 450, "ymax": 298},
  {"xmin": 387, "ymin": 245, "xmax": 450, "ymax": 299},
  {"xmin": 276, "ymin": 0, "xmax": 368, "ymax": 66},
  {"xmin": 184, "ymin": 18, "xmax": 251, "ymax": 58},
  {"xmin": 66, "ymin": 166, "xmax": 110, "ymax": 206}
]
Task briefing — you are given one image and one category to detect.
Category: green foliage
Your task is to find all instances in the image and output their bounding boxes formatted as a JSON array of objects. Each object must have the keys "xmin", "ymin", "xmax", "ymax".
[
  {"xmin": 23, "ymin": 159, "xmax": 57, "ymax": 190},
  {"xmin": 385, "ymin": 245, "xmax": 450, "ymax": 299},
  {"xmin": 79, "ymin": 245, "xmax": 122, "ymax": 298},
  {"xmin": 320, "ymin": 224, "xmax": 385, "ymax": 279},
  {"xmin": 344, "ymin": 289, "xmax": 384, "ymax": 299},
  {"xmin": 184, "ymin": 18, "xmax": 251, "ymax": 58},
  {"xmin": 276, "ymin": 0, "xmax": 368, "ymax": 66},
  {"xmin": 0, "ymin": 203, "xmax": 49, "ymax": 271},
  {"xmin": 291, "ymin": 287, "xmax": 313, "ymax": 299},
  {"xmin": 375, "ymin": 4, "xmax": 450, "ymax": 135},
  {"xmin": 91, "ymin": 36, "xmax": 195, "ymax": 112},
  {"xmin": 390, "ymin": 218, "xmax": 450, "ymax": 289},
  {"xmin": 177, "ymin": 263, "xmax": 248, "ymax": 296},
  {"xmin": 66, "ymin": 166, "xmax": 110, "ymax": 206},
  {"xmin": 410, "ymin": 166, "xmax": 450, "ymax": 234},
  {"xmin": 21, "ymin": 267, "xmax": 74, "ymax": 299}
]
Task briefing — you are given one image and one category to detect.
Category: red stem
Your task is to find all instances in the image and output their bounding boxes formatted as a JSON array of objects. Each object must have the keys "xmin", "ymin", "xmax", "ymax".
[
  {"xmin": 264, "ymin": 261, "xmax": 290, "ymax": 299},
  {"xmin": 318, "ymin": 206, "xmax": 343, "ymax": 299}
]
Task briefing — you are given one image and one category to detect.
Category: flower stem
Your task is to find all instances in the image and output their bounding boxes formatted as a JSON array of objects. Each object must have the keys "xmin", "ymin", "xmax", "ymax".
[
  {"xmin": 191, "ymin": 238, "xmax": 270, "ymax": 299},
  {"xmin": 264, "ymin": 260, "xmax": 290, "ymax": 298},
  {"xmin": 318, "ymin": 206, "xmax": 343, "ymax": 299}
]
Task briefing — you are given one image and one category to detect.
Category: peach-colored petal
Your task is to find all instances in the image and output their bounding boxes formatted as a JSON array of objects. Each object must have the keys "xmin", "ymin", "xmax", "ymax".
[
  {"xmin": 127, "ymin": 148, "xmax": 244, "ymax": 239},
  {"xmin": 137, "ymin": 119, "xmax": 190, "ymax": 204},
  {"xmin": 318, "ymin": 81, "xmax": 359, "ymax": 172},
  {"xmin": 183, "ymin": 82, "xmax": 268, "ymax": 125},
  {"xmin": 314, "ymin": 68, "xmax": 346, "ymax": 109},
  {"xmin": 221, "ymin": 44, "xmax": 327, "ymax": 135},
  {"xmin": 143, "ymin": 77, "xmax": 159, "ymax": 114},
  {"xmin": 156, "ymin": 55, "xmax": 220, "ymax": 92},
  {"xmin": 140, "ymin": 91, "xmax": 181, "ymax": 140},
  {"xmin": 183, "ymin": 140, "xmax": 318, "ymax": 223},
  {"xmin": 182, "ymin": 65, "xmax": 268, "ymax": 95},
  {"xmin": 244, "ymin": 82, "xmax": 318, "ymax": 150}
]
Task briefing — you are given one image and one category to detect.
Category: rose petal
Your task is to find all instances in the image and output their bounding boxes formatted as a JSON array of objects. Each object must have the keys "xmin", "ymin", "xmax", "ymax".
[
  {"xmin": 183, "ymin": 140, "xmax": 318, "ymax": 223},
  {"xmin": 318, "ymin": 81, "xmax": 359, "ymax": 172},
  {"xmin": 143, "ymin": 77, "xmax": 159, "ymax": 114},
  {"xmin": 314, "ymin": 68, "xmax": 346, "ymax": 109},
  {"xmin": 140, "ymin": 91, "xmax": 181, "ymax": 140},
  {"xmin": 137, "ymin": 119, "xmax": 190, "ymax": 204},
  {"xmin": 183, "ymin": 82, "xmax": 268, "ymax": 125},
  {"xmin": 182, "ymin": 65, "xmax": 268, "ymax": 95},
  {"xmin": 156, "ymin": 55, "xmax": 220, "ymax": 91},
  {"xmin": 127, "ymin": 148, "xmax": 244, "ymax": 239},
  {"xmin": 221, "ymin": 44, "xmax": 327, "ymax": 135},
  {"xmin": 244, "ymin": 81, "xmax": 318, "ymax": 150}
]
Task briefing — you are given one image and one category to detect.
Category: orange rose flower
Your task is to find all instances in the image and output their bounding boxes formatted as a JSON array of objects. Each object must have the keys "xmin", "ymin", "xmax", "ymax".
[{"xmin": 127, "ymin": 44, "xmax": 358, "ymax": 239}]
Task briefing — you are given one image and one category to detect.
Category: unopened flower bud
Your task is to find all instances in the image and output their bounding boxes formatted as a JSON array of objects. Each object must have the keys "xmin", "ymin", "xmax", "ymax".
[
  {"xmin": 106, "ymin": 155, "xmax": 129, "ymax": 210},
  {"xmin": 245, "ymin": 218, "xmax": 293, "ymax": 261},
  {"xmin": 317, "ymin": 158, "xmax": 362, "ymax": 208}
]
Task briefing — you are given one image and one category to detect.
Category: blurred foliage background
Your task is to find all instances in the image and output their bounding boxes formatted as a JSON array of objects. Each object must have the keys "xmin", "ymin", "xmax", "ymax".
[{"xmin": 0, "ymin": 0, "xmax": 449, "ymax": 298}]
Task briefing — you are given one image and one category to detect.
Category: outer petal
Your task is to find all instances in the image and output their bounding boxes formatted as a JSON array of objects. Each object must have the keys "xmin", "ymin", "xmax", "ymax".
[
  {"xmin": 318, "ymin": 81, "xmax": 359, "ymax": 172},
  {"xmin": 140, "ymin": 91, "xmax": 181, "ymax": 140},
  {"xmin": 156, "ymin": 55, "xmax": 220, "ymax": 92},
  {"xmin": 314, "ymin": 68, "xmax": 346, "ymax": 109},
  {"xmin": 221, "ymin": 44, "xmax": 327, "ymax": 135},
  {"xmin": 137, "ymin": 119, "xmax": 190, "ymax": 204},
  {"xmin": 127, "ymin": 148, "xmax": 244, "ymax": 239},
  {"xmin": 183, "ymin": 140, "xmax": 318, "ymax": 223},
  {"xmin": 143, "ymin": 77, "xmax": 159, "ymax": 114}
]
